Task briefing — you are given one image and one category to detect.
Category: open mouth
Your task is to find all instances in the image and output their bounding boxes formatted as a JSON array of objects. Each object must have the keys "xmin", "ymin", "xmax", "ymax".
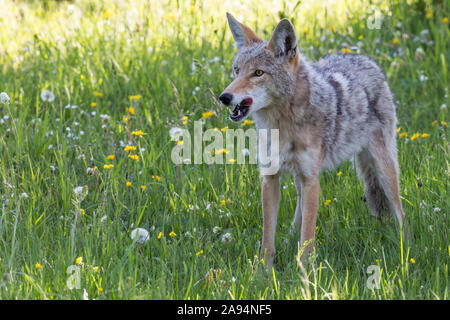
[{"xmin": 229, "ymin": 98, "xmax": 253, "ymax": 122}]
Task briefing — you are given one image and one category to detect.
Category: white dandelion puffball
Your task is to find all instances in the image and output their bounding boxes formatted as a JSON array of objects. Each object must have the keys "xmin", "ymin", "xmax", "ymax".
[
  {"xmin": 131, "ymin": 228, "xmax": 150, "ymax": 244},
  {"xmin": 169, "ymin": 126, "xmax": 183, "ymax": 141},
  {"xmin": 73, "ymin": 185, "xmax": 88, "ymax": 200},
  {"xmin": 0, "ymin": 92, "xmax": 10, "ymax": 104},
  {"xmin": 40, "ymin": 89, "xmax": 55, "ymax": 102},
  {"xmin": 221, "ymin": 232, "xmax": 232, "ymax": 243},
  {"xmin": 73, "ymin": 186, "xmax": 84, "ymax": 195}
]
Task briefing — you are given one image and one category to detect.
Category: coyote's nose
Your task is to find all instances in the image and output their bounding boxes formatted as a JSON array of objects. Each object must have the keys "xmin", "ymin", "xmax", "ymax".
[{"xmin": 219, "ymin": 93, "xmax": 233, "ymax": 106}]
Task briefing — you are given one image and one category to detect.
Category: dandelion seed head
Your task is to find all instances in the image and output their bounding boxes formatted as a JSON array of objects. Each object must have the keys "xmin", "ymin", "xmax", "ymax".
[
  {"xmin": 0, "ymin": 92, "xmax": 10, "ymax": 104},
  {"xmin": 221, "ymin": 232, "xmax": 232, "ymax": 243},
  {"xmin": 130, "ymin": 228, "xmax": 150, "ymax": 244},
  {"xmin": 40, "ymin": 89, "xmax": 55, "ymax": 102}
]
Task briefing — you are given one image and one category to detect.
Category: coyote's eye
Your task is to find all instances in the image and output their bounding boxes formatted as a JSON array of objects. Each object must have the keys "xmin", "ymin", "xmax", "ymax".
[{"xmin": 254, "ymin": 70, "xmax": 264, "ymax": 77}]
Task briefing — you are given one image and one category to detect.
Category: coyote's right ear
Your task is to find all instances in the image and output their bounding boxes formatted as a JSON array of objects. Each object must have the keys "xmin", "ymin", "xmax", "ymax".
[
  {"xmin": 226, "ymin": 13, "xmax": 262, "ymax": 51},
  {"xmin": 267, "ymin": 19, "xmax": 298, "ymax": 61}
]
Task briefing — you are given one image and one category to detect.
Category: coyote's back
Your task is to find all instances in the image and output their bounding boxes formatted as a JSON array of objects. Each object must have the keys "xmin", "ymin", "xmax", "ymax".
[{"xmin": 308, "ymin": 54, "xmax": 397, "ymax": 169}]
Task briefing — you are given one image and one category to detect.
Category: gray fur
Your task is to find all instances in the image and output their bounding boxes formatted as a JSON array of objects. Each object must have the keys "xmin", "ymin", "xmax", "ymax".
[
  {"xmin": 221, "ymin": 17, "xmax": 406, "ymax": 265},
  {"xmin": 268, "ymin": 19, "xmax": 298, "ymax": 58},
  {"xmin": 227, "ymin": 13, "xmax": 248, "ymax": 51}
]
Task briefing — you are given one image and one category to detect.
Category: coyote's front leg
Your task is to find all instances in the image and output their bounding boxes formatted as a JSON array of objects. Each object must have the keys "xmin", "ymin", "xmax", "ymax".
[
  {"xmin": 299, "ymin": 176, "xmax": 320, "ymax": 260},
  {"xmin": 260, "ymin": 173, "xmax": 280, "ymax": 270}
]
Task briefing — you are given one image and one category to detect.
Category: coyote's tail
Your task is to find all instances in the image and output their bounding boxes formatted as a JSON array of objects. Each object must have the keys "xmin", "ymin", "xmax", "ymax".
[{"xmin": 356, "ymin": 150, "xmax": 392, "ymax": 218}]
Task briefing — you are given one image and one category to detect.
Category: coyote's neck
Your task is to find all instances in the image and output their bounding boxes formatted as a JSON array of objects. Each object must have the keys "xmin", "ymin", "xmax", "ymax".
[{"xmin": 252, "ymin": 57, "xmax": 311, "ymax": 131}]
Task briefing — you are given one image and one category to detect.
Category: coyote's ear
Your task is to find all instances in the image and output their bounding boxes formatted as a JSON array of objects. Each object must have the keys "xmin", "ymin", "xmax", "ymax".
[
  {"xmin": 267, "ymin": 19, "xmax": 298, "ymax": 62},
  {"xmin": 227, "ymin": 12, "xmax": 262, "ymax": 51}
]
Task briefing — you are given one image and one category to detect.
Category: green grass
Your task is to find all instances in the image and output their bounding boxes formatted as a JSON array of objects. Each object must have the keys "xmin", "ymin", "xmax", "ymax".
[{"xmin": 0, "ymin": 0, "xmax": 448, "ymax": 299}]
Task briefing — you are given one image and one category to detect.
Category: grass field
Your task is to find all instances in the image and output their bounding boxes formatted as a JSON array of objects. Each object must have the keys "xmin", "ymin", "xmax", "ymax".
[{"xmin": 0, "ymin": 0, "xmax": 448, "ymax": 299}]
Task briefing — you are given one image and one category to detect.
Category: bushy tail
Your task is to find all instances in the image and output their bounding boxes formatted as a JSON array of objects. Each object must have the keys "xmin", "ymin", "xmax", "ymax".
[{"xmin": 356, "ymin": 149, "xmax": 392, "ymax": 218}]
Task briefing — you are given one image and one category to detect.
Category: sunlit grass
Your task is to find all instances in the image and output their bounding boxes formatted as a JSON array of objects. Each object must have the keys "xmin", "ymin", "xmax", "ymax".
[{"xmin": 0, "ymin": 0, "xmax": 448, "ymax": 299}]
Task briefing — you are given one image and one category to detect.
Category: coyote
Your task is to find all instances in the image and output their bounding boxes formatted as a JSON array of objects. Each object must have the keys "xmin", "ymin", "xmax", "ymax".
[{"xmin": 219, "ymin": 13, "xmax": 406, "ymax": 269}]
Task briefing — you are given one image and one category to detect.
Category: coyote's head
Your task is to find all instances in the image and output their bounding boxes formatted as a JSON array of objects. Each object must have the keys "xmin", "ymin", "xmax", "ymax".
[{"xmin": 220, "ymin": 13, "xmax": 300, "ymax": 122}]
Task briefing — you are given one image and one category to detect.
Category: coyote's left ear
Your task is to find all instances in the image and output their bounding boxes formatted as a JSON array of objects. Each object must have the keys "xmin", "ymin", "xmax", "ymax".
[
  {"xmin": 267, "ymin": 19, "xmax": 298, "ymax": 64},
  {"xmin": 227, "ymin": 12, "xmax": 262, "ymax": 51}
]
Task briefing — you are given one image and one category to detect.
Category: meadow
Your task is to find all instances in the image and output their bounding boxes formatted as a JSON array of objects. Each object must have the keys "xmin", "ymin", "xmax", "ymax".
[{"xmin": 0, "ymin": 0, "xmax": 448, "ymax": 299}]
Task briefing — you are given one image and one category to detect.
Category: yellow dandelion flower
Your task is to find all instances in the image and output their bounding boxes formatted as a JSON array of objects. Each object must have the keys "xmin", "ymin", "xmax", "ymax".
[
  {"xmin": 103, "ymin": 164, "xmax": 114, "ymax": 170},
  {"xmin": 169, "ymin": 231, "xmax": 176, "ymax": 237},
  {"xmin": 399, "ymin": 132, "xmax": 408, "ymax": 139},
  {"xmin": 90, "ymin": 102, "xmax": 97, "ymax": 107},
  {"xmin": 261, "ymin": 258, "xmax": 265, "ymax": 265},
  {"xmin": 128, "ymin": 154, "xmax": 139, "ymax": 161},
  {"xmin": 126, "ymin": 107, "xmax": 135, "ymax": 115},
  {"xmin": 35, "ymin": 263, "xmax": 42, "ymax": 269},
  {"xmin": 201, "ymin": 111, "xmax": 214, "ymax": 120},
  {"xmin": 411, "ymin": 133, "xmax": 420, "ymax": 141},
  {"xmin": 410, "ymin": 258, "xmax": 415, "ymax": 264},
  {"xmin": 75, "ymin": 256, "xmax": 83, "ymax": 265},
  {"xmin": 123, "ymin": 116, "xmax": 128, "ymax": 123},
  {"xmin": 126, "ymin": 181, "xmax": 132, "ymax": 187},
  {"xmin": 242, "ymin": 119, "xmax": 254, "ymax": 126},
  {"xmin": 431, "ymin": 120, "xmax": 438, "ymax": 127},
  {"xmin": 131, "ymin": 129, "xmax": 144, "ymax": 137},
  {"xmin": 441, "ymin": 121, "xmax": 447, "ymax": 127},
  {"xmin": 221, "ymin": 126, "xmax": 228, "ymax": 132},
  {"xmin": 157, "ymin": 231, "xmax": 163, "ymax": 239},
  {"xmin": 93, "ymin": 91, "xmax": 103, "ymax": 97},
  {"xmin": 425, "ymin": 9, "xmax": 433, "ymax": 19},
  {"xmin": 330, "ymin": 26, "xmax": 335, "ymax": 32},
  {"xmin": 228, "ymin": 159, "xmax": 236, "ymax": 163},
  {"xmin": 376, "ymin": 259, "xmax": 382, "ymax": 263},
  {"xmin": 337, "ymin": 171, "xmax": 343, "ymax": 176},
  {"xmin": 215, "ymin": 148, "xmax": 228, "ymax": 155},
  {"xmin": 140, "ymin": 185, "xmax": 147, "ymax": 191},
  {"xmin": 98, "ymin": 287, "xmax": 103, "ymax": 293},
  {"xmin": 189, "ymin": 5, "xmax": 197, "ymax": 13},
  {"xmin": 392, "ymin": 38, "xmax": 399, "ymax": 45},
  {"xmin": 396, "ymin": 127, "xmax": 401, "ymax": 133},
  {"xmin": 182, "ymin": 116, "xmax": 188, "ymax": 125},
  {"xmin": 176, "ymin": 140, "xmax": 184, "ymax": 146},
  {"xmin": 358, "ymin": 35, "xmax": 364, "ymax": 40},
  {"xmin": 324, "ymin": 199, "xmax": 332, "ymax": 206},
  {"xmin": 124, "ymin": 145, "xmax": 136, "ymax": 152},
  {"xmin": 93, "ymin": 266, "xmax": 99, "ymax": 272},
  {"xmin": 163, "ymin": 13, "xmax": 176, "ymax": 21},
  {"xmin": 303, "ymin": 28, "xmax": 309, "ymax": 34},
  {"xmin": 443, "ymin": 17, "xmax": 449, "ymax": 24},
  {"xmin": 103, "ymin": 9, "xmax": 112, "ymax": 19},
  {"xmin": 196, "ymin": 249, "xmax": 203, "ymax": 256},
  {"xmin": 421, "ymin": 133, "xmax": 430, "ymax": 139},
  {"xmin": 106, "ymin": 154, "xmax": 115, "ymax": 160},
  {"xmin": 213, "ymin": 127, "xmax": 219, "ymax": 131},
  {"xmin": 128, "ymin": 95, "xmax": 142, "ymax": 102},
  {"xmin": 80, "ymin": 208, "xmax": 86, "ymax": 215},
  {"xmin": 152, "ymin": 175, "xmax": 162, "ymax": 182}
]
